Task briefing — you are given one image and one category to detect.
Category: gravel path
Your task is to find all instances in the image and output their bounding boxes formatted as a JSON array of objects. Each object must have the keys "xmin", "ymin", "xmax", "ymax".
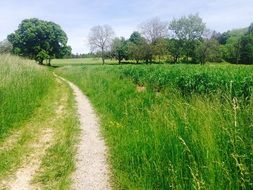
[{"xmin": 58, "ymin": 75, "xmax": 111, "ymax": 190}]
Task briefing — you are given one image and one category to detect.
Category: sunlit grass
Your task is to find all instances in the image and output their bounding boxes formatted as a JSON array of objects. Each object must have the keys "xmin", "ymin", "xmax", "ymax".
[
  {"xmin": 52, "ymin": 57, "xmax": 118, "ymax": 66},
  {"xmin": 0, "ymin": 54, "xmax": 53, "ymax": 138},
  {"xmin": 56, "ymin": 64, "xmax": 253, "ymax": 189}
]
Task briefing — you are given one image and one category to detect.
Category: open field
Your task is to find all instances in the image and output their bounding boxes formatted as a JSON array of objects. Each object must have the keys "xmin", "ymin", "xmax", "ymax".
[
  {"xmin": 56, "ymin": 62, "xmax": 253, "ymax": 189},
  {"xmin": 1, "ymin": 1, "xmax": 253, "ymax": 189},
  {"xmin": 1, "ymin": 55, "xmax": 252, "ymax": 189},
  {"xmin": 52, "ymin": 58, "xmax": 118, "ymax": 66}
]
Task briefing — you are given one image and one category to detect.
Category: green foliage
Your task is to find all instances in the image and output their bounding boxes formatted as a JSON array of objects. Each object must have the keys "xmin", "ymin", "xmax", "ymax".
[
  {"xmin": 169, "ymin": 14, "xmax": 206, "ymax": 62},
  {"xmin": 248, "ymin": 23, "xmax": 253, "ymax": 34},
  {"xmin": 169, "ymin": 14, "xmax": 206, "ymax": 41},
  {"xmin": 129, "ymin": 31, "xmax": 143, "ymax": 44},
  {"xmin": 0, "ymin": 55, "xmax": 53, "ymax": 137},
  {"xmin": 7, "ymin": 18, "xmax": 71, "ymax": 65},
  {"xmin": 152, "ymin": 38, "xmax": 168, "ymax": 63},
  {"xmin": 222, "ymin": 36, "xmax": 241, "ymax": 64},
  {"xmin": 194, "ymin": 38, "xmax": 221, "ymax": 64},
  {"xmin": 57, "ymin": 64, "xmax": 253, "ymax": 189},
  {"xmin": 167, "ymin": 39, "xmax": 184, "ymax": 63},
  {"xmin": 127, "ymin": 32, "xmax": 149, "ymax": 63},
  {"xmin": 121, "ymin": 64, "xmax": 253, "ymax": 101},
  {"xmin": 111, "ymin": 37, "xmax": 128, "ymax": 64},
  {"xmin": 239, "ymin": 34, "xmax": 253, "ymax": 64}
]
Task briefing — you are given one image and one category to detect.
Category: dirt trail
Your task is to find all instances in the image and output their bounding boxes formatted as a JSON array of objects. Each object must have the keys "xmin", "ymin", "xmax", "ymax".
[
  {"xmin": 0, "ymin": 77, "xmax": 67, "ymax": 190},
  {"xmin": 2, "ymin": 128, "xmax": 53, "ymax": 190},
  {"xmin": 56, "ymin": 74, "xmax": 111, "ymax": 190}
]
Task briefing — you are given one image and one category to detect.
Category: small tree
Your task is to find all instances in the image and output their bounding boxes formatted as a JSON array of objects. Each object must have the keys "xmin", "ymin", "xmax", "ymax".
[
  {"xmin": 111, "ymin": 37, "xmax": 128, "ymax": 64},
  {"xmin": 167, "ymin": 39, "xmax": 184, "ymax": 63},
  {"xmin": 88, "ymin": 25, "xmax": 115, "ymax": 65},
  {"xmin": 152, "ymin": 38, "xmax": 168, "ymax": 63},
  {"xmin": 195, "ymin": 38, "xmax": 220, "ymax": 64},
  {"xmin": 129, "ymin": 31, "xmax": 143, "ymax": 44},
  {"xmin": 7, "ymin": 18, "xmax": 71, "ymax": 65},
  {"xmin": 238, "ymin": 26, "xmax": 253, "ymax": 64},
  {"xmin": 223, "ymin": 36, "xmax": 241, "ymax": 64},
  {"xmin": 127, "ymin": 42, "xmax": 142, "ymax": 64},
  {"xmin": 127, "ymin": 32, "xmax": 144, "ymax": 64},
  {"xmin": 0, "ymin": 40, "xmax": 12, "ymax": 54}
]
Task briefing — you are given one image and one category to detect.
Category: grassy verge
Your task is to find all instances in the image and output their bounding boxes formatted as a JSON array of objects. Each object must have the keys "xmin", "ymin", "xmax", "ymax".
[
  {"xmin": 34, "ymin": 77, "xmax": 79, "ymax": 189},
  {"xmin": 0, "ymin": 56, "xmax": 79, "ymax": 189},
  {"xmin": 0, "ymin": 54, "xmax": 53, "ymax": 138},
  {"xmin": 56, "ymin": 64, "xmax": 253, "ymax": 190}
]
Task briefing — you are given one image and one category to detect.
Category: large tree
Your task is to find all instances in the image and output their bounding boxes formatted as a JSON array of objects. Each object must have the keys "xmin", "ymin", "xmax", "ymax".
[
  {"xmin": 7, "ymin": 18, "xmax": 71, "ymax": 65},
  {"xmin": 88, "ymin": 25, "xmax": 115, "ymax": 65},
  {"xmin": 169, "ymin": 14, "xmax": 206, "ymax": 62}
]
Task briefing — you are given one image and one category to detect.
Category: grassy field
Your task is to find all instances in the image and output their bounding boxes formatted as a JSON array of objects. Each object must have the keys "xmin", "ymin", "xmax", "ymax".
[
  {"xmin": 1, "ymin": 55, "xmax": 252, "ymax": 189},
  {"xmin": 0, "ymin": 55, "xmax": 53, "ymax": 138},
  {"xmin": 56, "ymin": 63, "xmax": 253, "ymax": 189},
  {"xmin": 52, "ymin": 57, "xmax": 117, "ymax": 66},
  {"xmin": 0, "ymin": 55, "xmax": 79, "ymax": 189}
]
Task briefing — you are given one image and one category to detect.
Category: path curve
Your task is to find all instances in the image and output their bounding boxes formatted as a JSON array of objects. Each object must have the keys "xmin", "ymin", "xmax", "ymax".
[{"xmin": 55, "ymin": 73, "xmax": 111, "ymax": 190}]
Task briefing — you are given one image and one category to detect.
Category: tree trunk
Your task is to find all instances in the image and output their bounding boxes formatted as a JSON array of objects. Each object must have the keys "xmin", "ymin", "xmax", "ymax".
[
  {"xmin": 102, "ymin": 48, "xmax": 105, "ymax": 65},
  {"xmin": 48, "ymin": 59, "xmax": 51, "ymax": 66}
]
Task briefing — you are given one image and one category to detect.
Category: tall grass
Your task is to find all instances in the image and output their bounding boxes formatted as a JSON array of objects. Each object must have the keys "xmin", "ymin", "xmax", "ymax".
[
  {"xmin": 57, "ymin": 64, "xmax": 253, "ymax": 189},
  {"xmin": 0, "ymin": 55, "xmax": 53, "ymax": 138}
]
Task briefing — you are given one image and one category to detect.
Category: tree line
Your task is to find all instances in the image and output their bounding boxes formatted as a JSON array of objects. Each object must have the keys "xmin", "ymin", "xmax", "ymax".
[
  {"xmin": 0, "ymin": 15, "xmax": 252, "ymax": 65},
  {"xmin": 89, "ymin": 14, "xmax": 253, "ymax": 65}
]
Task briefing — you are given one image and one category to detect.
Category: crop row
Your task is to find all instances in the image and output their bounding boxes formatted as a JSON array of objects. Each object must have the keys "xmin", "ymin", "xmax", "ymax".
[{"xmin": 120, "ymin": 65, "xmax": 253, "ymax": 100}]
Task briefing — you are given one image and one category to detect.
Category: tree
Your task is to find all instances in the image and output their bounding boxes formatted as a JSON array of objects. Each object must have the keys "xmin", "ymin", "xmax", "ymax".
[
  {"xmin": 129, "ymin": 31, "xmax": 143, "ymax": 44},
  {"xmin": 223, "ymin": 36, "xmax": 241, "ymax": 64},
  {"xmin": 248, "ymin": 23, "xmax": 253, "ymax": 34},
  {"xmin": 152, "ymin": 38, "xmax": 168, "ymax": 63},
  {"xmin": 237, "ymin": 25, "xmax": 253, "ymax": 64},
  {"xmin": 88, "ymin": 25, "xmax": 115, "ymax": 65},
  {"xmin": 127, "ymin": 32, "xmax": 146, "ymax": 64},
  {"xmin": 127, "ymin": 42, "xmax": 142, "ymax": 64},
  {"xmin": 139, "ymin": 17, "xmax": 168, "ymax": 44},
  {"xmin": 169, "ymin": 14, "xmax": 206, "ymax": 62},
  {"xmin": 138, "ymin": 18, "xmax": 168, "ymax": 63},
  {"xmin": 7, "ymin": 18, "xmax": 71, "ymax": 65},
  {"xmin": 111, "ymin": 37, "xmax": 128, "ymax": 64},
  {"xmin": 195, "ymin": 38, "xmax": 220, "ymax": 64},
  {"xmin": 0, "ymin": 39, "xmax": 12, "ymax": 54},
  {"xmin": 167, "ymin": 39, "xmax": 184, "ymax": 63}
]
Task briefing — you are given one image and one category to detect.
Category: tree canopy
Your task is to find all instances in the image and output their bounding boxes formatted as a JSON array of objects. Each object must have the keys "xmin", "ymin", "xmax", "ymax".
[{"xmin": 7, "ymin": 18, "xmax": 71, "ymax": 65}]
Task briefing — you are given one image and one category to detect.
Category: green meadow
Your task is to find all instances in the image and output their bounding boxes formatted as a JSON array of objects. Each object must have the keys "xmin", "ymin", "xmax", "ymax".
[
  {"xmin": 1, "ymin": 55, "xmax": 252, "ymax": 189},
  {"xmin": 55, "ymin": 61, "xmax": 253, "ymax": 189}
]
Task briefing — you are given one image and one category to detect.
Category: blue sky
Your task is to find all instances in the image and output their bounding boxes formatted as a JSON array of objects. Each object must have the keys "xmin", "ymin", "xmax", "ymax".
[{"xmin": 0, "ymin": 0, "xmax": 252, "ymax": 53}]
